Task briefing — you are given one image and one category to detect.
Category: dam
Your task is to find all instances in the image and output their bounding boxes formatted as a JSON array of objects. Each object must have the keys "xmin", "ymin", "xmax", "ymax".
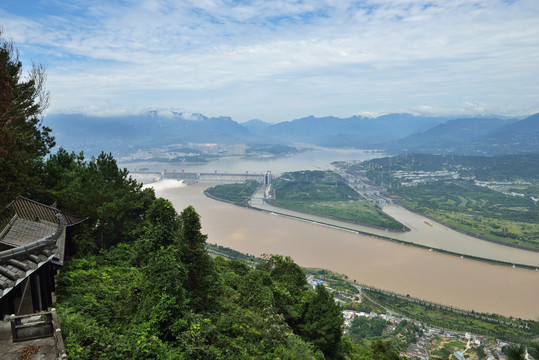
[{"xmin": 130, "ymin": 169, "xmax": 272, "ymax": 185}]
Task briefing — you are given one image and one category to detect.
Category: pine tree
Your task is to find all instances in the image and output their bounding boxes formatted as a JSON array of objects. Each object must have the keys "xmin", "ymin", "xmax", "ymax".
[
  {"xmin": 503, "ymin": 344, "xmax": 527, "ymax": 360},
  {"xmin": 299, "ymin": 285, "xmax": 344, "ymax": 359},
  {"xmin": 0, "ymin": 29, "xmax": 54, "ymax": 207},
  {"xmin": 179, "ymin": 206, "xmax": 220, "ymax": 312}
]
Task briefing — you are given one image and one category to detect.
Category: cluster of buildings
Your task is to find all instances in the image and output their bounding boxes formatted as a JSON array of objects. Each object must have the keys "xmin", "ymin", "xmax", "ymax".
[
  {"xmin": 308, "ymin": 275, "xmax": 522, "ymax": 360},
  {"xmin": 475, "ymin": 180, "xmax": 538, "ymax": 202},
  {"xmin": 306, "ymin": 275, "xmax": 325, "ymax": 289},
  {"xmin": 391, "ymin": 170, "xmax": 459, "ymax": 186},
  {"xmin": 118, "ymin": 143, "xmax": 248, "ymax": 162}
]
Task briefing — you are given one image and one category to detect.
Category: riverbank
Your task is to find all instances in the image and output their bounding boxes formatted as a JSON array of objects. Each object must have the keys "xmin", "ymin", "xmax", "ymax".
[
  {"xmin": 252, "ymin": 200, "xmax": 538, "ymax": 270},
  {"xmin": 153, "ymin": 183, "xmax": 539, "ymax": 319},
  {"xmin": 248, "ymin": 188, "xmax": 539, "ymax": 268},
  {"xmin": 205, "ymin": 184, "xmax": 538, "ymax": 268}
]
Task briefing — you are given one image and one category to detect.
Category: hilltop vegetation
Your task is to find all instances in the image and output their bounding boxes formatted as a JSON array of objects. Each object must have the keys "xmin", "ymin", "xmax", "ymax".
[
  {"xmin": 271, "ymin": 171, "xmax": 405, "ymax": 231},
  {"xmin": 55, "ymin": 198, "xmax": 407, "ymax": 359}
]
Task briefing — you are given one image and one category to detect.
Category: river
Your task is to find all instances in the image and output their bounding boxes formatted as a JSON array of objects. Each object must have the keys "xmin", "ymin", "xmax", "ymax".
[
  {"xmin": 120, "ymin": 147, "xmax": 382, "ymax": 175},
  {"xmin": 249, "ymin": 188, "xmax": 539, "ymax": 267},
  {"xmin": 153, "ymin": 182, "xmax": 539, "ymax": 320}
]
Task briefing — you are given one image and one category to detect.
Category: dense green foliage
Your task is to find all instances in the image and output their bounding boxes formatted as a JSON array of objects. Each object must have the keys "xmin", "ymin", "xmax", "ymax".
[
  {"xmin": 57, "ymin": 203, "xmax": 322, "ymax": 359},
  {"xmin": 205, "ymin": 180, "xmax": 260, "ymax": 206},
  {"xmin": 271, "ymin": 171, "xmax": 404, "ymax": 230},
  {"xmin": 0, "ymin": 30, "xmax": 54, "ymax": 208},
  {"xmin": 274, "ymin": 171, "xmax": 360, "ymax": 202},
  {"xmin": 39, "ymin": 148, "xmax": 156, "ymax": 253},
  {"xmin": 347, "ymin": 316, "xmax": 389, "ymax": 342},
  {"xmin": 55, "ymin": 193, "xmax": 408, "ymax": 359}
]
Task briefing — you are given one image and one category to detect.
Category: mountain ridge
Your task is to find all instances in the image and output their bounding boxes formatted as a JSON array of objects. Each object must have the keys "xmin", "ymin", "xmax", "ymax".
[{"xmin": 44, "ymin": 111, "xmax": 539, "ymax": 156}]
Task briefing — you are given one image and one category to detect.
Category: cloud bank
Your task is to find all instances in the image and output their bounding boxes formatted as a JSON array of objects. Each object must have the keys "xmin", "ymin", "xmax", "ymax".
[{"xmin": 1, "ymin": 0, "xmax": 538, "ymax": 122}]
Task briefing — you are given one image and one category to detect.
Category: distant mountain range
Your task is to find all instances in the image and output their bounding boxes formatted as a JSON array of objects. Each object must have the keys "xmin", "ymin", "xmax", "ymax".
[
  {"xmin": 45, "ymin": 111, "xmax": 264, "ymax": 156},
  {"xmin": 44, "ymin": 111, "xmax": 539, "ymax": 157}
]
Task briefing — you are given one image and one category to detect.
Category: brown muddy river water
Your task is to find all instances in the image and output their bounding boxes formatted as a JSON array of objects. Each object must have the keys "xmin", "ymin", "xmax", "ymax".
[{"xmin": 154, "ymin": 183, "xmax": 539, "ymax": 320}]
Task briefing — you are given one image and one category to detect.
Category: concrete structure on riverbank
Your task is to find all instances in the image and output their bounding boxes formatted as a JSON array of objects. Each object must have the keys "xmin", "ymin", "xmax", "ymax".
[{"xmin": 130, "ymin": 170, "xmax": 267, "ymax": 185}]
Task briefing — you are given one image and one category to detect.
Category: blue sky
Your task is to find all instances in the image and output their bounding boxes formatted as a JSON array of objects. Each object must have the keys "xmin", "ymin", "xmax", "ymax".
[{"xmin": 1, "ymin": 0, "xmax": 538, "ymax": 122}]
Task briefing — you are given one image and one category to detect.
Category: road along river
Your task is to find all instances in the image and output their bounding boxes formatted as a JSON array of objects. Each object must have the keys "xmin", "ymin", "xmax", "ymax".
[{"xmin": 153, "ymin": 182, "xmax": 539, "ymax": 320}]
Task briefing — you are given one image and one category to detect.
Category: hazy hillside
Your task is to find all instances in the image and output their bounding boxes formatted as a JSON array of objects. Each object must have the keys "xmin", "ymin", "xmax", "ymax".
[
  {"xmin": 263, "ymin": 114, "xmax": 442, "ymax": 147},
  {"xmin": 380, "ymin": 117, "xmax": 512, "ymax": 153},
  {"xmin": 458, "ymin": 113, "xmax": 539, "ymax": 154},
  {"xmin": 45, "ymin": 111, "xmax": 261, "ymax": 156},
  {"xmin": 378, "ymin": 114, "xmax": 538, "ymax": 154},
  {"xmin": 44, "ymin": 111, "xmax": 538, "ymax": 157},
  {"xmin": 241, "ymin": 119, "xmax": 273, "ymax": 135}
]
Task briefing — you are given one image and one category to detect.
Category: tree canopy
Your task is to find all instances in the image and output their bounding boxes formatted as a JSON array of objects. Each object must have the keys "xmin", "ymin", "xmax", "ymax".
[{"xmin": 0, "ymin": 29, "xmax": 54, "ymax": 207}]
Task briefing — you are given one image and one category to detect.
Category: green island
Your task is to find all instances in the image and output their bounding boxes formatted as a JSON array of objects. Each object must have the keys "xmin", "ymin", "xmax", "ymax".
[
  {"xmin": 270, "ymin": 171, "xmax": 405, "ymax": 231},
  {"xmin": 339, "ymin": 153, "xmax": 539, "ymax": 250},
  {"xmin": 204, "ymin": 180, "xmax": 260, "ymax": 207}
]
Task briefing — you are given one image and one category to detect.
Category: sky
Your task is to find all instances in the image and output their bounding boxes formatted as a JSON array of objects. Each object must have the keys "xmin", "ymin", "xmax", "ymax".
[{"xmin": 1, "ymin": 0, "xmax": 538, "ymax": 123}]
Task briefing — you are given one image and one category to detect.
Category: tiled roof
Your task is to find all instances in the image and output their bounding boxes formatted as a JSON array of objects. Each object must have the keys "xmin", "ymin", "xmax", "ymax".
[
  {"xmin": 0, "ymin": 210, "xmax": 66, "ymax": 299},
  {"xmin": 0, "ymin": 218, "xmax": 57, "ymax": 248},
  {"xmin": 0, "ymin": 197, "xmax": 87, "ymax": 299},
  {"xmin": 7, "ymin": 197, "xmax": 85, "ymax": 227}
]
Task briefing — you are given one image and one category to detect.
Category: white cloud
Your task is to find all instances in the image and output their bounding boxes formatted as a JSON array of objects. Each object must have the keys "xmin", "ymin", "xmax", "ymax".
[{"xmin": 1, "ymin": 0, "xmax": 538, "ymax": 122}]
